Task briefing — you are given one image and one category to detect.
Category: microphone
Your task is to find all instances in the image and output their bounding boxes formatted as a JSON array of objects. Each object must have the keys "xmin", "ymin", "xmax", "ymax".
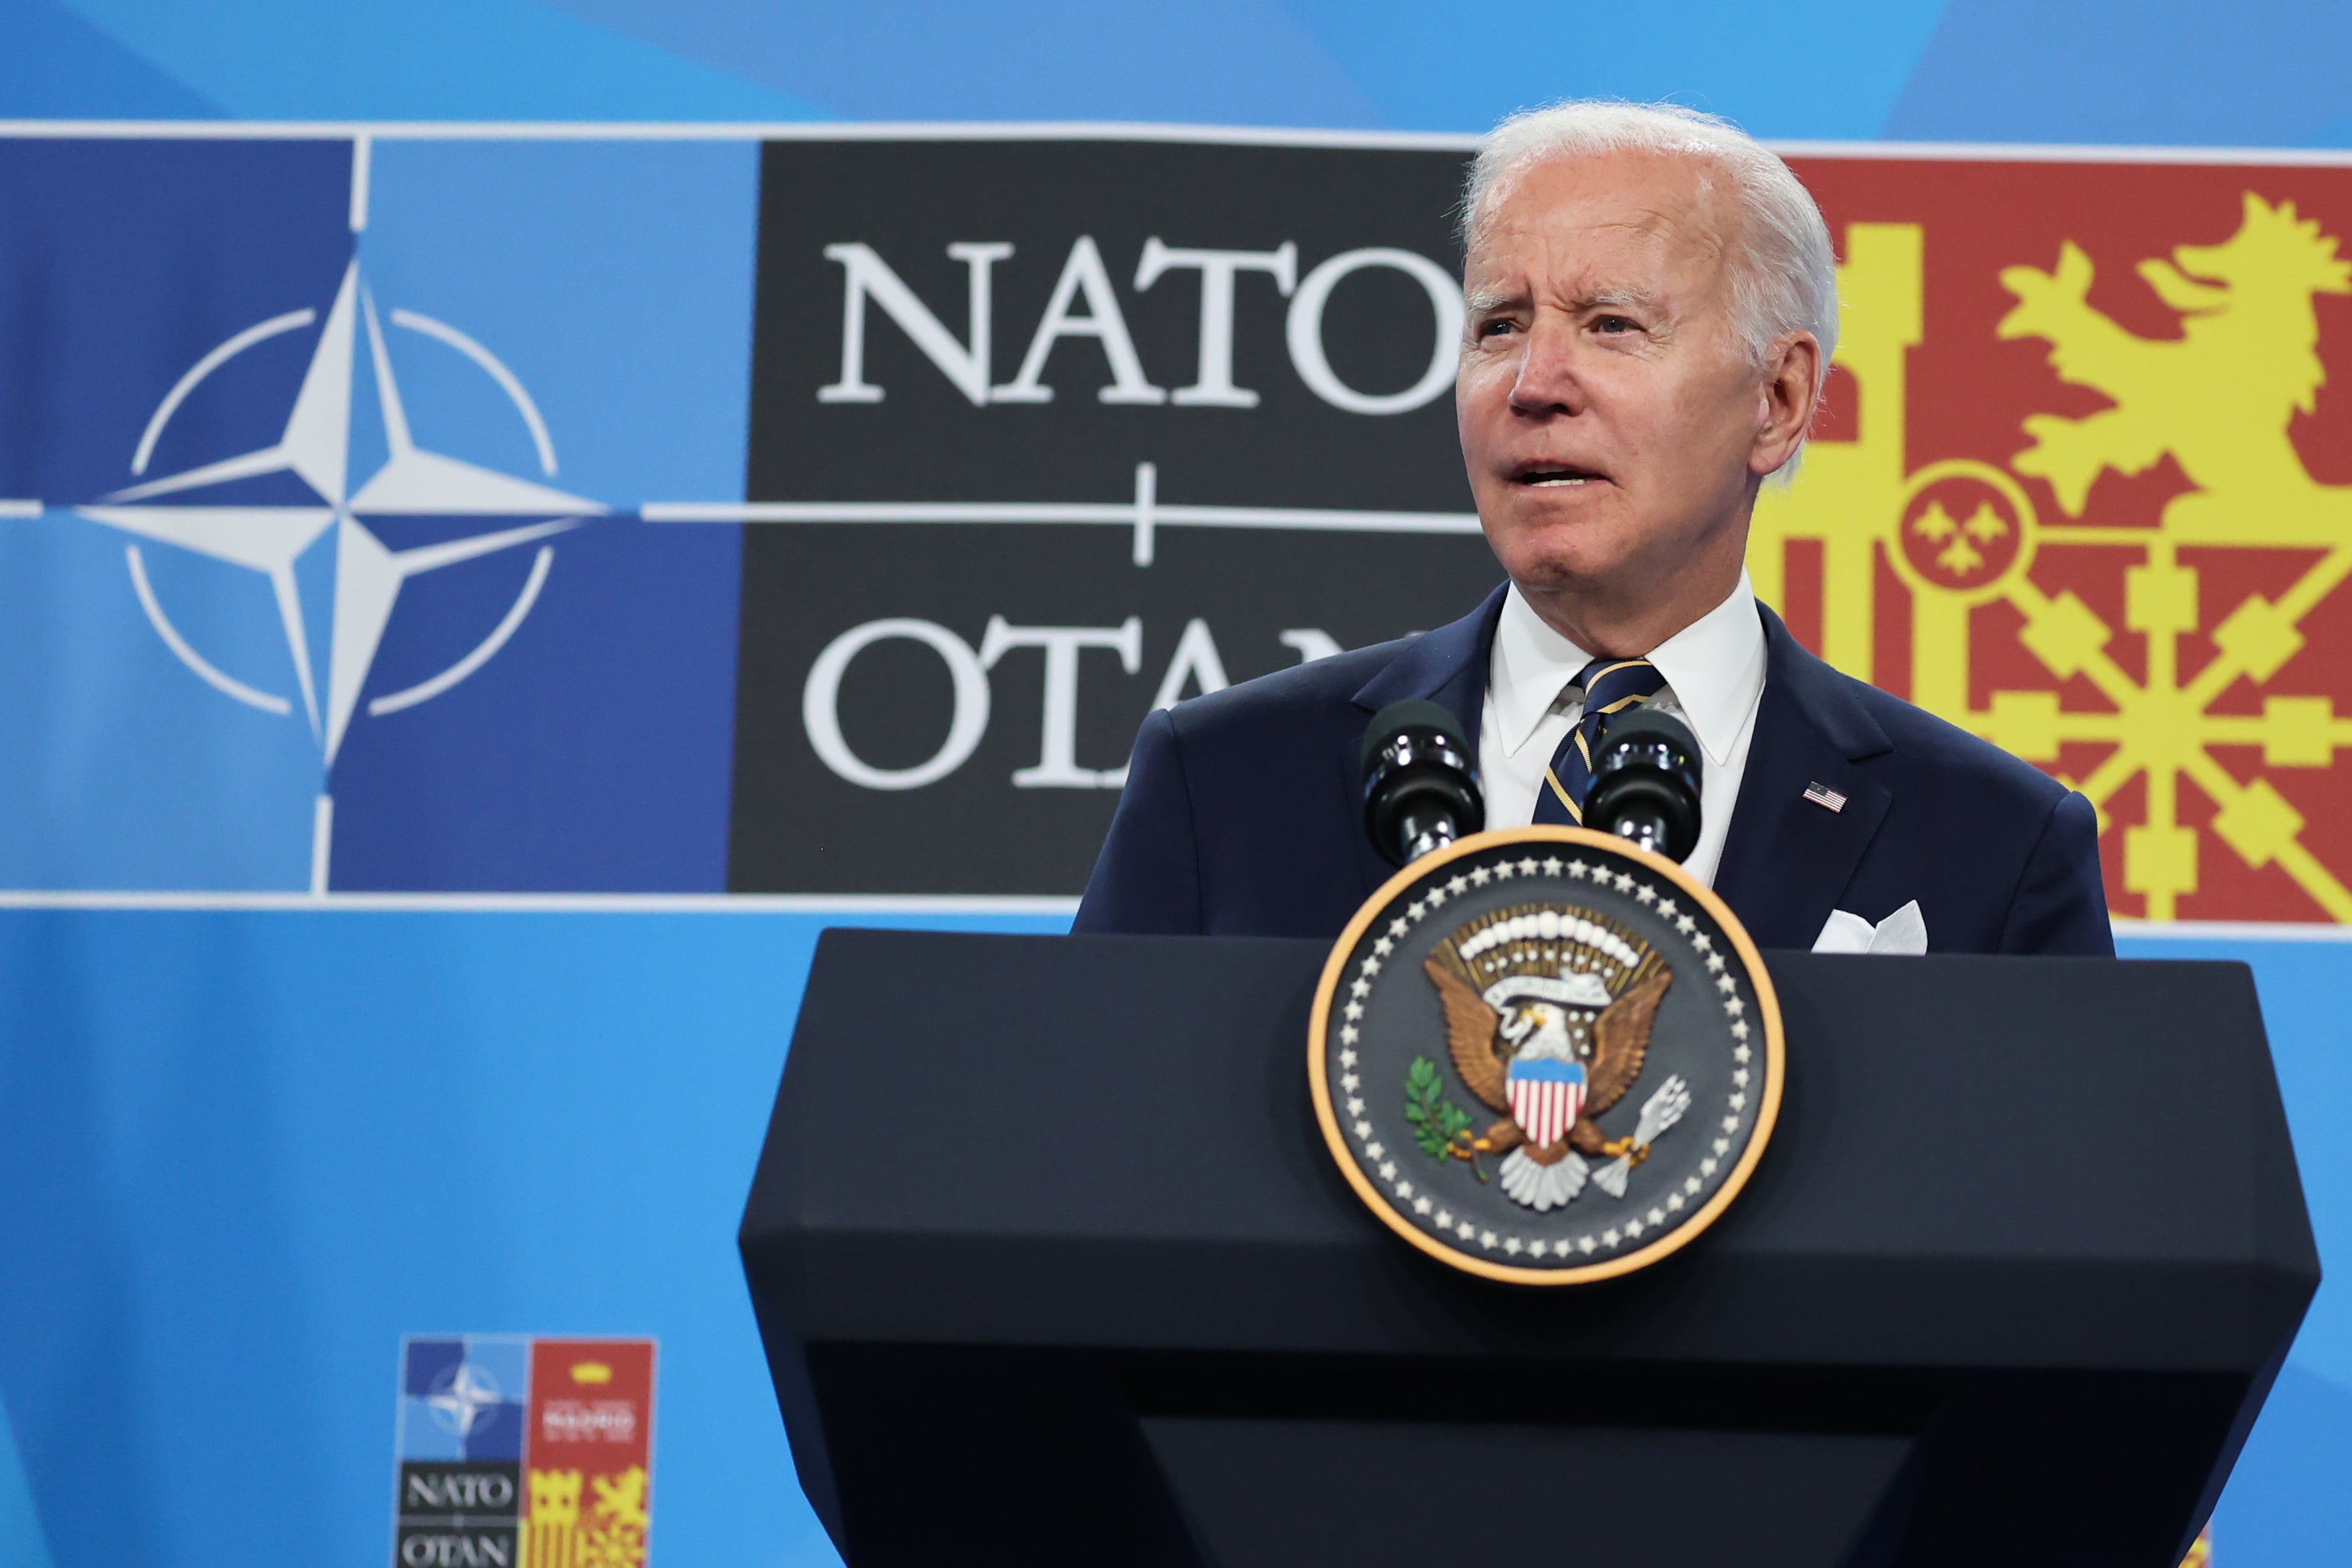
[
  {"xmin": 1583, "ymin": 706, "xmax": 1704, "ymax": 862},
  {"xmin": 1362, "ymin": 699, "xmax": 1484, "ymax": 866}
]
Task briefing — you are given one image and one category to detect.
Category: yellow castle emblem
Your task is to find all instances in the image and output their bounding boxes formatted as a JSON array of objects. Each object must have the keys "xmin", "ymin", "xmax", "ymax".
[
  {"xmin": 1751, "ymin": 185, "xmax": 2352, "ymax": 922},
  {"xmin": 526, "ymin": 1465, "xmax": 649, "ymax": 1568}
]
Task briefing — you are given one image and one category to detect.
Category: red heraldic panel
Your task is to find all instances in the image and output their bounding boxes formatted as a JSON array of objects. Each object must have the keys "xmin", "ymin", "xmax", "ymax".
[
  {"xmin": 524, "ymin": 1340, "xmax": 657, "ymax": 1568},
  {"xmin": 1757, "ymin": 156, "xmax": 2352, "ymax": 925}
]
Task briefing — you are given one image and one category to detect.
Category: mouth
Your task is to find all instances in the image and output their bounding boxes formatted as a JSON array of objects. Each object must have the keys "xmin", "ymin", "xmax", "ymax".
[{"xmin": 1511, "ymin": 461, "xmax": 1606, "ymax": 488}]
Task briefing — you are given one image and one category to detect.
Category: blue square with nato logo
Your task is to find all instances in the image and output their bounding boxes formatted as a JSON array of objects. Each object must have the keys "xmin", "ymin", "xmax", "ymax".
[{"xmin": 398, "ymin": 1335, "xmax": 530, "ymax": 1462}]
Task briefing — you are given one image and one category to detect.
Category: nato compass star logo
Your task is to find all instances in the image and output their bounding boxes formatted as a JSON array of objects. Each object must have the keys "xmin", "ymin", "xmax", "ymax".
[
  {"xmin": 426, "ymin": 1357, "xmax": 509, "ymax": 1441},
  {"xmin": 76, "ymin": 256, "xmax": 602, "ymax": 771}
]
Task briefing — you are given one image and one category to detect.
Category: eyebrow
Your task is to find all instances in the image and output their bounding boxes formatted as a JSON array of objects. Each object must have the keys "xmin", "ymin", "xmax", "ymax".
[{"xmin": 1462, "ymin": 284, "xmax": 1667, "ymax": 317}]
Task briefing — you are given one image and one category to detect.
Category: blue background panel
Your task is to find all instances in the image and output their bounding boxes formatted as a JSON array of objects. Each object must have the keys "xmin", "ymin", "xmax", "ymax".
[
  {"xmin": 0, "ymin": 138, "xmax": 348, "ymax": 888},
  {"xmin": 5, "ymin": 1, "xmax": 2351, "ymax": 146},
  {"xmin": 0, "ymin": 907, "xmax": 1054, "ymax": 1568},
  {"xmin": 1, "ymin": 3, "xmax": 2347, "ymax": 1567},
  {"xmin": 0, "ymin": 911, "xmax": 2334, "ymax": 1568},
  {"xmin": 0, "ymin": 137, "xmax": 353, "ymax": 505},
  {"xmin": 327, "ymin": 139, "xmax": 760, "ymax": 894},
  {"xmin": 0, "ymin": 136, "xmax": 761, "ymax": 894}
]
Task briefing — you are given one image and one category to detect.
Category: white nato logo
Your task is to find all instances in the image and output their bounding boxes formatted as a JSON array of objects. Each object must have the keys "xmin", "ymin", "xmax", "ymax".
[
  {"xmin": 76, "ymin": 258, "xmax": 601, "ymax": 767},
  {"xmin": 424, "ymin": 1357, "xmax": 507, "ymax": 1439}
]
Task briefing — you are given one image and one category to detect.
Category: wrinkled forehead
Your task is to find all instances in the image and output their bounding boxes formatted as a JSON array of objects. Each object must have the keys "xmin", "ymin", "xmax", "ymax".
[{"xmin": 1466, "ymin": 149, "xmax": 1737, "ymax": 291}]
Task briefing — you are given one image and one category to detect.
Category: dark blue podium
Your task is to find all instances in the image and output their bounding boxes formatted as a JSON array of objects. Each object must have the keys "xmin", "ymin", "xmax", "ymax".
[{"xmin": 742, "ymin": 931, "xmax": 2315, "ymax": 1568}]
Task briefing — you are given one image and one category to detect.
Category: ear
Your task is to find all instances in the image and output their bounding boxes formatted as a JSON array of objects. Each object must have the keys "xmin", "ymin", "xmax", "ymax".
[{"xmin": 1750, "ymin": 333, "xmax": 1824, "ymax": 477}]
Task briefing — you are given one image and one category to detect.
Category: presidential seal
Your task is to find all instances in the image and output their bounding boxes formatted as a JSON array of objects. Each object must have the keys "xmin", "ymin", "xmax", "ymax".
[{"xmin": 1309, "ymin": 825, "xmax": 1782, "ymax": 1284}]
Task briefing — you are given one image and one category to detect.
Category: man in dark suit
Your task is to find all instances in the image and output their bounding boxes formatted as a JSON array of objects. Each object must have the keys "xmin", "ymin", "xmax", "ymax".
[{"xmin": 1075, "ymin": 102, "xmax": 2111, "ymax": 957}]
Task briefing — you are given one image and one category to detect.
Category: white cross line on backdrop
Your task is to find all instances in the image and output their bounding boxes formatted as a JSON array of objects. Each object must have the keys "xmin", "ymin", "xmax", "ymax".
[
  {"xmin": 639, "ymin": 461, "xmax": 1482, "ymax": 566},
  {"xmin": 9, "ymin": 471, "xmax": 1483, "ymax": 570}
]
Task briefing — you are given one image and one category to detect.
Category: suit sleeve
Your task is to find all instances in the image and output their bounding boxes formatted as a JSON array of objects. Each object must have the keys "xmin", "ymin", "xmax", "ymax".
[
  {"xmin": 1071, "ymin": 707, "xmax": 1204, "ymax": 935},
  {"xmin": 1998, "ymin": 789, "xmax": 2114, "ymax": 957}
]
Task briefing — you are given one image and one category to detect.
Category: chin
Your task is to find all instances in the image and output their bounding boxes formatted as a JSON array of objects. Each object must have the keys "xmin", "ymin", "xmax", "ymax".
[
  {"xmin": 1496, "ymin": 544, "xmax": 1637, "ymax": 603},
  {"xmin": 1483, "ymin": 504, "xmax": 1634, "ymax": 591}
]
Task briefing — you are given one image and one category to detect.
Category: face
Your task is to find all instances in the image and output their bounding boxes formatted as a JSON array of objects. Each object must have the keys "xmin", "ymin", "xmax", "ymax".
[{"xmin": 1457, "ymin": 151, "xmax": 1814, "ymax": 635}]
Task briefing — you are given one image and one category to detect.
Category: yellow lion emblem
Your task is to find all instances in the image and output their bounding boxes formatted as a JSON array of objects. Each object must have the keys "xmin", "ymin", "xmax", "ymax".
[{"xmin": 1997, "ymin": 192, "xmax": 2352, "ymax": 541}]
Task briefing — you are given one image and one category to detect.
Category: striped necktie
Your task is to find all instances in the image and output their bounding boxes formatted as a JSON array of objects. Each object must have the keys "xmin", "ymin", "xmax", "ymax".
[{"xmin": 1529, "ymin": 657, "xmax": 1668, "ymax": 825}]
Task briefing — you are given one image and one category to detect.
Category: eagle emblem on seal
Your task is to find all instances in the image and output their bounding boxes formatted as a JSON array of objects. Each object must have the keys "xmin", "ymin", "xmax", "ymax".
[
  {"xmin": 1420, "ymin": 904, "xmax": 1690, "ymax": 1212},
  {"xmin": 1314, "ymin": 832, "xmax": 1779, "ymax": 1282}
]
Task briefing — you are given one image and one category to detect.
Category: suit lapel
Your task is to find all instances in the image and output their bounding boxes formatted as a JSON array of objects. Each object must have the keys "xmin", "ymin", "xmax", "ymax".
[
  {"xmin": 1713, "ymin": 606, "xmax": 1895, "ymax": 949},
  {"xmin": 1351, "ymin": 583, "xmax": 1508, "ymax": 742},
  {"xmin": 1342, "ymin": 584, "xmax": 1509, "ymax": 898}
]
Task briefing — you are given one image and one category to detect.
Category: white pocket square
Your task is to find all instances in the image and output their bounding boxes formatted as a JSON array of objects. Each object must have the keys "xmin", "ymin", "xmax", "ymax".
[{"xmin": 1812, "ymin": 900, "xmax": 1927, "ymax": 955}]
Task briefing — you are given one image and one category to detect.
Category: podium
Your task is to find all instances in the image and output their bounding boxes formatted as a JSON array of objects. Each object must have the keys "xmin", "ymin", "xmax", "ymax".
[{"xmin": 740, "ymin": 930, "xmax": 2315, "ymax": 1568}]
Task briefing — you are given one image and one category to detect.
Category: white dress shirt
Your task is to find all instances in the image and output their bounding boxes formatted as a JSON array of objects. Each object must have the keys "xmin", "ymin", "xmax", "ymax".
[{"xmin": 1478, "ymin": 573, "xmax": 1768, "ymax": 887}]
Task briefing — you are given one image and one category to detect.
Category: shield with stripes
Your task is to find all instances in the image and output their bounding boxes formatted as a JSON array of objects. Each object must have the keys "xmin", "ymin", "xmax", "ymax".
[{"xmin": 1506, "ymin": 1057, "xmax": 1587, "ymax": 1148}]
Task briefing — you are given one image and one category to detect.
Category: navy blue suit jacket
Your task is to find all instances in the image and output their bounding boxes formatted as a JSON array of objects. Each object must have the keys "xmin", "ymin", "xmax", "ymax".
[{"xmin": 1073, "ymin": 584, "xmax": 2113, "ymax": 955}]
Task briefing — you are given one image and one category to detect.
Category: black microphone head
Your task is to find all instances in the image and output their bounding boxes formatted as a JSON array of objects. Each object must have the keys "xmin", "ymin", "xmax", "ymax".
[
  {"xmin": 1584, "ymin": 706, "xmax": 1704, "ymax": 862},
  {"xmin": 1362, "ymin": 700, "xmax": 1483, "ymax": 867},
  {"xmin": 1595, "ymin": 704, "xmax": 1700, "ymax": 759},
  {"xmin": 1358, "ymin": 698, "xmax": 1466, "ymax": 773}
]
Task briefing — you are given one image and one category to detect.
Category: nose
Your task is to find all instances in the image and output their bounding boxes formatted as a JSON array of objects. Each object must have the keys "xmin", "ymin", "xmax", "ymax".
[{"xmin": 1507, "ymin": 321, "xmax": 1585, "ymax": 418}]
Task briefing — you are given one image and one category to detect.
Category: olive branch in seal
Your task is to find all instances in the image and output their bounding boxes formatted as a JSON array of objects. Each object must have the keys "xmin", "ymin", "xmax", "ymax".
[{"xmin": 1403, "ymin": 1056, "xmax": 1488, "ymax": 1181}]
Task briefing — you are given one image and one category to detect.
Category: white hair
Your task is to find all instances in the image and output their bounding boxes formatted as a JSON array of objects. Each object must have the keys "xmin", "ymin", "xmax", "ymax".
[{"xmin": 1463, "ymin": 100, "xmax": 1839, "ymax": 386}]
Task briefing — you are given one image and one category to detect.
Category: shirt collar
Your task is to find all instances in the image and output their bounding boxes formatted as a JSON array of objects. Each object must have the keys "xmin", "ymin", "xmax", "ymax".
[
  {"xmin": 1642, "ymin": 570, "xmax": 1766, "ymax": 769},
  {"xmin": 1486, "ymin": 572, "xmax": 1764, "ymax": 767},
  {"xmin": 1488, "ymin": 586, "xmax": 1593, "ymax": 757}
]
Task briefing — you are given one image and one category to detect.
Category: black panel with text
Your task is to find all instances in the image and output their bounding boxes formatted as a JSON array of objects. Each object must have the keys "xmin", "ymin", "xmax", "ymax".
[{"xmin": 731, "ymin": 137, "xmax": 1501, "ymax": 894}]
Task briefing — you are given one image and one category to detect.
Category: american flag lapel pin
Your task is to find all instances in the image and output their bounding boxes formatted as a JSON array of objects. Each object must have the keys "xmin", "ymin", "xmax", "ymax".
[{"xmin": 1802, "ymin": 781, "xmax": 1848, "ymax": 813}]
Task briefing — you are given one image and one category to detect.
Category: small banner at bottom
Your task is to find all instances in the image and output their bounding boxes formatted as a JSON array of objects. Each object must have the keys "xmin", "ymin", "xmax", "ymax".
[{"xmin": 391, "ymin": 1335, "xmax": 657, "ymax": 1568}]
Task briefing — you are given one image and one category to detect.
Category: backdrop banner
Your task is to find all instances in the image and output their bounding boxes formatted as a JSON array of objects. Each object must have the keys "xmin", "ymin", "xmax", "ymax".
[
  {"xmin": 0, "ymin": 125, "xmax": 2346, "ymax": 1568},
  {"xmin": 7, "ymin": 131, "xmax": 2344, "ymax": 909}
]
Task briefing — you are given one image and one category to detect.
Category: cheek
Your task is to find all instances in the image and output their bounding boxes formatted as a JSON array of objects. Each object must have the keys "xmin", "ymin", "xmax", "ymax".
[
  {"xmin": 1456, "ymin": 361, "xmax": 1512, "ymax": 449},
  {"xmin": 1683, "ymin": 358, "xmax": 1765, "ymax": 435},
  {"xmin": 1458, "ymin": 351, "xmax": 1509, "ymax": 400},
  {"xmin": 1580, "ymin": 366, "xmax": 1674, "ymax": 455},
  {"xmin": 1623, "ymin": 369, "xmax": 1749, "ymax": 470}
]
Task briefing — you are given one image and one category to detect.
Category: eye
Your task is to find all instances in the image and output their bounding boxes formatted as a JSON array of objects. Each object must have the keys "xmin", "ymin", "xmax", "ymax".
[
  {"xmin": 1593, "ymin": 315, "xmax": 1637, "ymax": 335},
  {"xmin": 1478, "ymin": 317, "xmax": 1517, "ymax": 338}
]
